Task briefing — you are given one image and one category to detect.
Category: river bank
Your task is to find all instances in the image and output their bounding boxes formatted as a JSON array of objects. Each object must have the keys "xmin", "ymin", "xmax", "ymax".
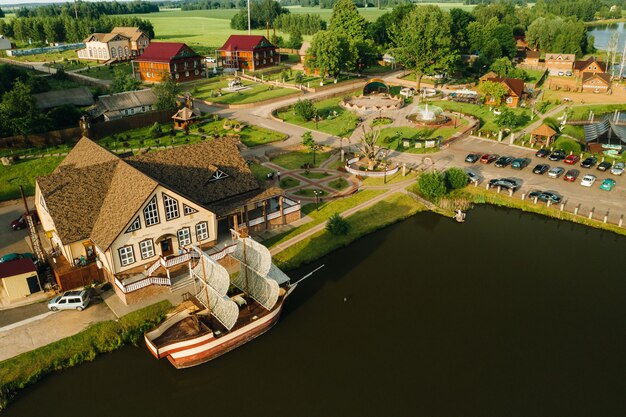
[{"xmin": 0, "ymin": 300, "xmax": 172, "ymax": 411}]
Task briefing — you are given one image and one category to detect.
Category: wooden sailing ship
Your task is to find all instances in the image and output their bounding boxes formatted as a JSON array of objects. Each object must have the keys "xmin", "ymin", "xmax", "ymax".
[{"xmin": 144, "ymin": 235, "xmax": 295, "ymax": 369}]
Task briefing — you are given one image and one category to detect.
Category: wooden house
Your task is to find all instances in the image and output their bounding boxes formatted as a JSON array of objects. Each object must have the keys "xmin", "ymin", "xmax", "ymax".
[
  {"xmin": 133, "ymin": 42, "xmax": 202, "ymax": 83},
  {"xmin": 218, "ymin": 35, "xmax": 278, "ymax": 72},
  {"xmin": 483, "ymin": 77, "xmax": 525, "ymax": 107},
  {"xmin": 573, "ymin": 56, "xmax": 607, "ymax": 77},
  {"xmin": 545, "ymin": 53, "xmax": 575, "ymax": 75}
]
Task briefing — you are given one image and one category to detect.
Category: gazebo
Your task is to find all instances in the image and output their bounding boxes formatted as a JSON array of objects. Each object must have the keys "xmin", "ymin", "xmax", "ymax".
[
  {"xmin": 531, "ymin": 123, "xmax": 558, "ymax": 146},
  {"xmin": 172, "ymin": 106, "xmax": 201, "ymax": 131}
]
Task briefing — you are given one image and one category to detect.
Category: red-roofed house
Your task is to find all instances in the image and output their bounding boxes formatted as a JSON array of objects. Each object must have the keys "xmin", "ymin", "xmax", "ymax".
[
  {"xmin": 133, "ymin": 42, "xmax": 202, "ymax": 83},
  {"xmin": 218, "ymin": 35, "xmax": 278, "ymax": 71},
  {"xmin": 483, "ymin": 77, "xmax": 525, "ymax": 107},
  {"xmin": 0, "ymin": 259, "xmax": 40, "ymax": 300},
  {"xmin": 573, "ymin": 56, "xmax": 607, "ymax": 77}
]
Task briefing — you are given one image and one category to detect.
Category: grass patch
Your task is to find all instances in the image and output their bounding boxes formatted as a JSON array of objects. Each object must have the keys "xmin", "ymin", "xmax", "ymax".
[
  {"xmin": 327, "ymin": 178, "xmax": 350, "ymax": 190},
  {"xmin": 451, "ymin": 186, "xmax": 626, "ymax": 237},
  {"xmin": 276, "ymin": 94, "xmax": 360, "ymax": 137},
  {"xmin": 300, "ymin": 171, "xmax": 330, "ymax": 179},
  {"xmin": 525, "ymin": 69, "xmax": 547, "ymax": 86},
  {"xmin": 79, "ymin": 62, "xmax": 133, "ymax": 80},
  {"xmin": 188, "ymin": 77, "xmax": 298, "ymax": 105},
  {"xmin": 567, "ymin": 104, "xmax": 626, "ymax": 120},
  {"xmin": 6, "ymin": 49, "xmax": 78, "ymax": 63},
  {"xmin": 99, "ymin": 124, "xmax": 197, "ymax": 150},
  {"xmin": 376, "ymin": 124, "xmax": 465, "ymax": 154},
  {"xmin": 280, "ymin": 176, "xmax": 300, "ymax": 189},
  {"xmin": 191, "ymin": 118, "xmax": 286, "ymax": 147},
  {"xmin": 360, "ymin": 171, "xmax": 418, "ymax": 186},
  {"xmin": 0, "ymin": 157, "xmax": 63, "ymax": 202},
  {"xmin": 0, "ymin": 300, "xmax": 172, "ymax": 411},
  {"xmin": 362, "ymin": 65, "xmax": 394, "ymax": 75},
  {"xmin": 560, "ymin": 125, "xmax": 585, "ymax": 141},
  {"xmin": 295, "ymin": 188, "xmax": 328, "ymax": 198},
  {"xmin": 263, "ymin": 189, "xmax": 386, "ymax": 248},
  {"xmin": 274, "ymin": 193, "xmax": 427, "ymax": 270},
  {"xmin": 428, "ymin": 100, "xmax": 532, "ymax": 133},
  {"xmin": 270, "ymin": 150, "xmax": 331, "ymax": 170},
  {"xmin": 249, "ymin": 163, "xmax": 275, "ymax": 182},
  {"xmin": 371, "ymin": 117, "xmax": 393, "ymax": 127}
]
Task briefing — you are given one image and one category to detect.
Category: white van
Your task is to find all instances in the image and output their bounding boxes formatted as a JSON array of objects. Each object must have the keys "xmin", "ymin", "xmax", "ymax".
[{"xmin": 48, "ymin": 290, "xmax": 91, "ymax": 311}]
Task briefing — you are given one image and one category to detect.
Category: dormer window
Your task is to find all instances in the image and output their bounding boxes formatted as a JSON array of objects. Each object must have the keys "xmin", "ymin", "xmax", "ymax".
[
  {"xmin": 183, "ymin": 204, "xmax": 198, "ymax": 215},
  {"xmin": 209, "ymin": 169, "xmax": 229, "ymax": 181}
]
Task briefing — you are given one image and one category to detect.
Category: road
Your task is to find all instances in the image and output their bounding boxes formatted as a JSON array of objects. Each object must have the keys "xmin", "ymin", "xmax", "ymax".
[{"xmin": 0, "ymin": 198, "xmax": 35, "ymax": 257}]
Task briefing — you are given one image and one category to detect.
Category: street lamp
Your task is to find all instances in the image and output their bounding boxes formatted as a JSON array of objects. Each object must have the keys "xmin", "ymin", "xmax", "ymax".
[{"xmin": 313, "ymin": 190, "xmax": 322, "ymax": 211}]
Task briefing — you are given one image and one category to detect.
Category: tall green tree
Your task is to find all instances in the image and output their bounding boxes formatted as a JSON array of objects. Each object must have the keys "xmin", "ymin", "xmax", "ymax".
[
  {"xmin": 478, "ymin": 80, "xmax": 508, "ymax": 107},
  {"xmin": 301, "ymin": 131, "xmax": 318, "ymax": 164},
  {"xmin": 153, "ymin": 79, "xmax": 180, "ymax": 110},
  {"xmin": 110, "ymin": 66, "xmax": 141, "ymax": 93},
  {"xmin": 305, "ymin": 30, "xmax": 354, "ymax": 78},
  {"xmin": 0, "ymin": 80, "xmax": 43, "ymax": 136},
  {"xmin": 0, "ymin": 7, "xmax": 5, "ymax": 18},
  {"xmin": 490, "ymin": 57, "xmax": 527, "ymax": 79},
  {"xmin": 329, "ymin": 0, "xmax": 368, "ymax": 41},
  {"xmin": 390, "ymin": 6, "xmax": 458, "ymax": 96},
  {"xmin": 370, "ymin": 3, "xmax": 415, "ymax": 47}
]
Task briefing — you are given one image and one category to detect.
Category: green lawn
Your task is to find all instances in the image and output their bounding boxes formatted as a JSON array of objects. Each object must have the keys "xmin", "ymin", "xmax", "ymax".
[
  {"xmin": 295, "ymin": 188, "xmax": 328, "ymax": 198},
  {"xmin": 5, "ymin": 49, "xmax": 79, "ymax": 63},
  {"xmin": 300, "ymin": 171, "xmax": 330, "ymax": 179},
  {"xmin": 249, "ymin": 163, "xmax": 275, "ymax": 182},
  {"xmin": 525, "ymin": 69, "xmax": 547, "ymax": 86},
  {"xmin": 280, "ymin": 176, "xmax": 300, "ymax": 189},
  {"xmin": 79, "ymin": 62, "xmax": 133, "ymax": 80},
  {"xmin": 361, "ymin": 171, "xmax": 418, "ymax": 187},
  {"xmin": 376, "ymin": 122, "xmax": 466, "ymax": 154},
  {"xmin": 428, "ymin": 100, "xmax": 532, "ymax": 133},
  {"xmin": 327, "ymin": 178, "xmax": 350, "ymax": 190},
  {"xmin": 276, "ymin": 95, "xmax": 360, "ymax": 137},
  {"xmin": 191, "ymin": 118, "xmax": 287, "ymax": 147},
  {"xmin": 262, "ymin": 189, "xmax": 386, "ymax": 248},
  {"xmin": 362, "ymin": 65, "xmax": 395, "ymax": 75},
  {"xmin": 566, "ymin": 104, "xmax": 626, "ymax": 120},
  {"xmin": 270, "ymin": 150, "xmax": 331, "ymax": 170},
  {"xmin": 561, "ymin": 125, "xmax": 585, "ymax": 140},
  {"xmin": 0, "ymin": 157, "xmax": 63, "ymax": 202},
  {"xmin": 188, "ymin": 77, "xmax": 299, "ymax": 105},
  {"xmin": 273, "ymin": 193, "xmax": 427, "ymax": 270},
  {"xmin": 99, "ymin": 124, "xmax": 197, "ymax": 150},
  {"xmin": 44, "ymin": 59, "xmax": 89, "ymax": 72}
]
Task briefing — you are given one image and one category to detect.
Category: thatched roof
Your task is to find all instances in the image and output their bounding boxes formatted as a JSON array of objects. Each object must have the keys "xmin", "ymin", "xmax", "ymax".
[
  {"xmin": 38, "ymin": 137, "xmax": 268, "ymax": 250},
  {"xmin": 532, "ymin": 124, "xmax": 557, "ymax": 138}
]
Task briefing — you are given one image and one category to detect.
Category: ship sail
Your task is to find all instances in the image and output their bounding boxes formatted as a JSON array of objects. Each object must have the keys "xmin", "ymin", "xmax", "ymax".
[
  {"xmin": 230, "ymin": 237, "xmax": 290, "ymax": 311},
  {"xmin": 190, "ymin": 247, "xmax": 239, "ymax": 330}
]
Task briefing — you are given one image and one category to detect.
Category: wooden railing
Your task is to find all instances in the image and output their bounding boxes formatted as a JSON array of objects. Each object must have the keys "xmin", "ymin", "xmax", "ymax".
[{"xmin": 115, "ymin": 275, "xmax": 172, "ymax": 294}]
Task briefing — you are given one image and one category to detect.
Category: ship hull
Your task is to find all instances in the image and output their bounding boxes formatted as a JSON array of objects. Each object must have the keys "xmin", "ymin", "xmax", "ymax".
[{"xmin": 145, "ymin": 286, "xmax": 295, "ymax": 369}]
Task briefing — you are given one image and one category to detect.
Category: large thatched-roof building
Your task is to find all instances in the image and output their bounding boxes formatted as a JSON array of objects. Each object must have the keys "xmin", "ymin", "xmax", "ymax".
[{"xmin": 35, "ymin": 137, "xmax": 300, "ymax": 304}]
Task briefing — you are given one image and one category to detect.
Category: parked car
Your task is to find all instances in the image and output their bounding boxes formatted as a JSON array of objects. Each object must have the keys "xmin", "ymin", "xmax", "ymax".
[
  {"xmin": 480, "ymin": 154, "xmax": 499, "ymax": 164},
  {"xmin": 564, "ymin": 169, "xmax": 580, "ymax": 182},
  {"xmin": 564, "ymin": 155, "xmax": 580, "ymax": 165},
  {"xmin": 535, "ymin": 148, "xmax": 551, "ymax": 158},
  {"xmin": 600, "ymin": 178, "xmax": 616, "ymax": 191},
  {"xmin": 611, "ymin": 161, "xmax": 625, "ymax": 176},
  {"xmin": 565, "ymin": 70, "xmax": 573, "ymax": 76},
  {"xmin": 580, "ymin": 156, "xmax": 597, "ymax": 168},
  {"xmin": 558, "ymin": 71, "xmax": 565, "ymax": 76},
  {"xmin": 548, "ymin": 167, "xmax": 565, "ymax": 178},
  {"xmin": 533, "ymin": 164, "xmax": 550, "ymax": 175},
  {"xmin": 529, "ymin": 190, "xmax": 562, "ymax": 204},
  {"xmin": 205, "ymin": 56, "xmax": 216, "ymax": 63},
  {"xmin": 466, "ymin": 171, "xmax": 481, "ymax": 184},
  {"xmin": 10, "ymin": 210, "xmax": 39, "ymax": 231},
  {"xmin": 597, "ymin": 161, "xmax": 612, "ymax": 171},
  {"xmin": 48, "ymin": 290, "xmax": 91, "ymax": 311},
  {"xmin": 495, "ymin": 156, "xmax": 514, "ymax": 168},
  {"xmin": 549, "ymin": 150, "xmax": 566, "ymax": 161},
  {"xmin": 488, "ymin": 178, "xmax": 520, "ymax": 191},
  {"xmin": 511, "ymin": 158, "xmax": 530, "ymax": 170},
  {"xmin": 0, "ymin": 253, "xmax": 34, "ymax": 263},
  {"xmin": 465, "ymin": 153, "xmax": 481, "ymax": 163},
  {"xmin": 580, "ymin": 174, "xmax": 597, "ymax": 187}
]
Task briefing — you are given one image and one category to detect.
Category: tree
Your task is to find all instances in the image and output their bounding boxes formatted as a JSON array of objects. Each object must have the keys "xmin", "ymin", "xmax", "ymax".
[
  {"xmin": 417, "ymin": 171, "xmax": 447, "ymax": 201},
  {"xmin": 294, "ymin": 99, "xmax": 316, "ymax": 121},
  {"xmin": 294, "ymin": 72, "xmax": 305, "ymax": 86},
  {"xmin": 326, "ymin": 213, "xmax": 350, "ymax": 236},
  {"xmin": 148, "ymin": 122, "xmax": 162, "ymax": 138},
  {"xmin": 355, "ymin": 125, "xmax": 381, "ymax": 170},
  {"xmin": 286, "ymin": 31, "xmax": 303, "ymax": 50},
  {"xmin": 390, "ymin": 6, "xmax": 458, "ymax": 97},
  {"xmin": 449, "ymin": 8, "xmax": 475, "ymax": 52},
  {"xmin": 490, "ymin": 57, "xmax": 527, "ymax": 79},
  {"xmin": 301, "ymin": 131, "xmax": 319, "ymax": 164},
  {"xmin": 153, "ymin": 78, "xmax": 180, "ymax": 110},
  {"xmin": 478, "ymin": 80, "xmax": 508, "ymax": 107},
  {"xmin": 0, "ymin": 7, "xmax": 4, "ymax": 18},
  {"xmin": 0, "ymin": 80, "xmax": 42, "ymax": 136},
  {"xmin": 370, "ymin": 3, "xmax": 415, "ymax": 47},
  {"xmin": 329, "ymin": 0, "xmax": 368, "ymax": 41},
  {"xmin": 305, "ymin": 30, "xmax": 354, "ymax": 78},
  {"xmin": 444, "ymin": 168, "xmax": 468, "ymax": 190},
  {"xmin": 110, "ymin": 66, "xmax": 140, "ymax": 93}
]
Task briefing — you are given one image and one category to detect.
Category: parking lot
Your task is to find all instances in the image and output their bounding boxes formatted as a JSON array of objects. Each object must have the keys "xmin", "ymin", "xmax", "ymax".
[{"xmin": 436, "ymin": 136, "xmax": 626, "ymax": 223}]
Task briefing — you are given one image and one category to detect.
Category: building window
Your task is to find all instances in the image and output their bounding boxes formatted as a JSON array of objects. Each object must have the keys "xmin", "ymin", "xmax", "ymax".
[
  {"xmin": 139, "ymin": 239, "xmax": 155, "ymax": 259},
  {"xmin": 184, "ymin": 61, "xmax": 188, "ymax": 69},
  {"xmin": 142, "ymin": 106, "xmax": 145, "ymax": 112},
  {"xmin": 183, "ymin": 204, "xmax": 198, "ymax": 215},
  {"xmin": 185, "ymin": 71, "xmax": 189, "ymax": 77},
  {"xmin": 506, "ymin": 97, "xmax": 513, "ymax": 104},
  {"xmin": 177, "ymin": 228, "xmax": 191, "ymax": 247},
  {"xmin": 195, "ymin": 69, "xmax": 199, "ymax": 75},
  {"xmin": 124, "ymin": 46, "xmax": 129, "ymax": 56},
  {"xmin": 143, "ymin": 195, "xmax": 160, "ymax": 226},
  {"xmin": 124, "ymin": 109, "xmax": 129, "ymax": 115},
  {"xmin": 118, "ymin": 245, "xmax": 135, "ymax": 267},
  {"xmin": 146, "ymin": 71, "xmax": 151, "ymax": 78},
  {"xmin": 131, "ymin": 108, "xmax": 135, "ymax": 114},
  {"xmin": 173, "ymin": 63, "xmax": 177, "ymax": 71},
  {"xmin": 88, "ymin": 48, "xmax": 93, "ymax": 58},
  {"xmin": 263, "ymin": 59, "xmax": 266, "ymax": 64},
  {"xmin": 196, "ymin": 222, "xmax": 209, "ymax": 241},
  {"xmin": 163, "ymin": 193, "xmax": 180, "ymax": 221},
  {"xmin": 125, "ymin": 216, "xmax": 141, "ymax": 233},
  {"xmin": 209, "ymin": 168, "xmax": 229, "ymax": 181},
  {"xmin": 175, "ymin": 73, "xmax": 180, "ymax": 79}
]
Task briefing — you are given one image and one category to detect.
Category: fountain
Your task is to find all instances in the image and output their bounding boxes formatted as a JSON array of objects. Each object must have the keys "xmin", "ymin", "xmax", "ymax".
[{"xmin": 406, "ymin": 104, "xmax": 450, "ymax": 126}]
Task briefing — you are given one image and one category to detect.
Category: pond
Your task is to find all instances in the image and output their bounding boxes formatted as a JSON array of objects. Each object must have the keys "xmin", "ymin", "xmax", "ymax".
[
  {"xmin": 4, "ymin": 206, "xmax": 626, "ymax": 416},
  {"xmin": 588, "ymin": 22, "xmax": 626, "ymax": 51}
]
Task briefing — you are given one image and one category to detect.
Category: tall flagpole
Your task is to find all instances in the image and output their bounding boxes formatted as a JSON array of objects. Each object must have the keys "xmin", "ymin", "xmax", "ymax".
[{"xmin": 247, "ymin": 0, "xmax": 251, "ymax": 35}]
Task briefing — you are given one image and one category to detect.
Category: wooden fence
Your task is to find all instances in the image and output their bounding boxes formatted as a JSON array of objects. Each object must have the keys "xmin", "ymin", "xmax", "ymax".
[
  {"xmin": 0, "ymin": 127, "xmax": 82, "ymax": 149},
  {"xmin": 86, "ymin": 109, "xmax": 176, "ymax": 139}
]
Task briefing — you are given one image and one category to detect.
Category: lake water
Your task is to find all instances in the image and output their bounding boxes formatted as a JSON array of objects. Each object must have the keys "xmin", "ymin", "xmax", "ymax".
[
  {"xmin": 4, "ymin": 206, "xmax": 626, "ymax": 417},
  {"xmin": 588, "ymin": 21, "xmax": 626, "ymax": 51}
]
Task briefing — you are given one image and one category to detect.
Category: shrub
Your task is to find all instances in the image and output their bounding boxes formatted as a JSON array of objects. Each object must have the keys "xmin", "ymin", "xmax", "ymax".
[
  {"xmin": 148, "ymin": 122, "xmax": 162, "ymax": 139},
  {"xmin": 326, "ymin": 213, "xmax": 350, "ymax": 235},
  {"xmin": 417, "ymin": 171, "xmax": 447, "ymax": 201},
  {"xmin": 294, "ymin": 99, "xmax": 316, "ymax": 121},
  {"xmin": 444, "ymin": 168, "xmax": 468, "ymax": 190}
]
